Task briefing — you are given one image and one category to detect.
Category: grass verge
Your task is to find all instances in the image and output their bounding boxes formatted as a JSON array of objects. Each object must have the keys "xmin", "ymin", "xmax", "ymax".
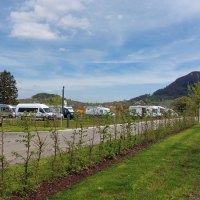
[{"xmin": 50, "ymin": 125, "xmax": 200, "ymax": 200}]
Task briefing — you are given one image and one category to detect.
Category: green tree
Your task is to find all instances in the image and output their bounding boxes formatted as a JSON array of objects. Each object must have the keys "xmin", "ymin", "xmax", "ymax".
[
  {"xmin": 0, "ymin": 70, "xmax": 18, "ymax": 104},
  {"xmin": 173, "ymin": 96, "xmax": 194, "ymax": 115},
  {"xmin": 188, "ymin": 82, "xmax": 200, "ymax": 104},
  {"xmin": 44, "ymin": 96, "xmax": 62, "ymax": 106},
  {"xmin": 186, "ymin": 82, "xmax": 200, "ymax": 116}
]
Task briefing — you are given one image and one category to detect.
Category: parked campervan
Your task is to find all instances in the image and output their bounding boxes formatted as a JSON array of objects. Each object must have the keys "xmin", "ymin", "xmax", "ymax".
[
  {"xmin": 129, "ymin": 105, "xmax": 151, "ymax": 117},
  {"xmin": 129, "ymin": 105, "xmax": 173, "ymax": 117},
  {"xmin": 0, "ymin": 104, "xmax": 16, "ymax": 118},
  {"xmin": 15, "ymin": 103, "xmax": 55, "ymax": 120},
  {"xmin": 85, "ymin": 106, "xmax": 111, "ymax": 116}
]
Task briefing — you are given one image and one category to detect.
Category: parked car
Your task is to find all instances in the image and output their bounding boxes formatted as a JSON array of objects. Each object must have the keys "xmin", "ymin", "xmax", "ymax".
[
  {"xmin": 49, "ymin": 106, "xmax": 74, "ymax": 119},
  {"xmin": 49, "ymin": 106, "xmax": 64, "ymax": 119},
  {"xmin": 63, "ymin": 106, "xmax": 74, "ymax": 119}
]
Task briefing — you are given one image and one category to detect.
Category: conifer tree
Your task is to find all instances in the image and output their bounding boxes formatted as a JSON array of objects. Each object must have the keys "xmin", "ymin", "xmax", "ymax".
[{"xmin": 0, "ymin": 70, "xmax": 18, "ymax": 104}]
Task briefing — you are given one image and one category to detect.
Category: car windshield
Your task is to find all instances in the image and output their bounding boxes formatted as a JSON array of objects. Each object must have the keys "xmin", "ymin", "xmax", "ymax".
[
  {"xmin": 67, "ymin": 108, "xmax": 74, "ymax": 112},
  {"xmin": 43, "ymin": 108, "xmax": 51, "ymax": 113},
  {"xmin": 104, "ymin": 110, "xmax": 110, "ymax": 113}
]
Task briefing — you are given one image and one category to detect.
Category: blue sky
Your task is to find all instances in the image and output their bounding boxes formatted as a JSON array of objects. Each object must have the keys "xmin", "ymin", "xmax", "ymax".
[{"xmin": 1, "ymin": 0, "xmax": 200, "ymax": 102}]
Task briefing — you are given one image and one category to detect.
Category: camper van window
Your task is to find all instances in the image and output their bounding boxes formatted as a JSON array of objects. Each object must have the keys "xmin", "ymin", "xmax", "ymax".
[
  {"xmin": 2, "ymin": 107, "xmax": 9, "ymax": 112},
  {"xmin": 18, "ymin": 108, "xmax": 38, "ymax": 112},
  {"xmin": 43, "ymin": 108, "xmax": 51, "ymax": 113},
  {"xmin": 39, "ymin": 108, "xmax": 45, "ymax": 113}
]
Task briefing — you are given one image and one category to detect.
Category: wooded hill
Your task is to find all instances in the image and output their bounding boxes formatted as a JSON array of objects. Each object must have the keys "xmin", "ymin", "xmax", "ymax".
[
  {"xmin": 129, "ymin": 71, "xmax": 200, "ymax": 104},
  {"xmin": 153, "ymin": 71, "xmax": 200, "ymax": 98}
]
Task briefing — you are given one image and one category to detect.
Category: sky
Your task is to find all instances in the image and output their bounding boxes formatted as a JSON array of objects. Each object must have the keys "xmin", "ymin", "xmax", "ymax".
[{"xmin": 1, "ymin": 0, "xmax": 200, "ymax": 103}]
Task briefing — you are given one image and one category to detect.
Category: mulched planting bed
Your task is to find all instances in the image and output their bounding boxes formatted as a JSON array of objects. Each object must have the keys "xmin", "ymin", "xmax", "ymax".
[
  {"xmin": 9, "ymin": 141, "xmax": 153, "ymax": 200},
  {"xmin": 9, "ymin": 127, "xmax": 192, "ymax": 200}
]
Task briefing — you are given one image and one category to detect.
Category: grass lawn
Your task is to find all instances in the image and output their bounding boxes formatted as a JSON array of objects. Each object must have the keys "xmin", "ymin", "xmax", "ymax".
[
  {"xmin": 2, "ymin": 115, "xmax": 116, "ymax": 132},
  {"xmin": 50, "ymin": 125, "xmax": 200, "ymax": 200},
  {"xmin": 2, "ymin": 114, "xmax": 139, "ymax": 132}
]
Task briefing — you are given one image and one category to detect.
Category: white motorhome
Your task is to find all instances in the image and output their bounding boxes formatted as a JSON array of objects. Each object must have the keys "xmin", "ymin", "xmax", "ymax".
[
  {"xmin": 0, "ymin": 104, "xmax": 16, "ymax": 118},
  {"xmin": 16, "ymin": 103, "xmax": 55, "ymax": 120},
  {"xmin": 150, "ymin": 106, "xmax": 166, "ymax": 117},
  {"xmin": 129, "ymin": 105, "xmax": 151, "ymax": 117},
  {"xmin": 85, "ymin": 106, "xmax": 111, "ymax": 116},
  {"xmin": 129, "ymin": 105, "xmax": 171, "ymax": 117}
]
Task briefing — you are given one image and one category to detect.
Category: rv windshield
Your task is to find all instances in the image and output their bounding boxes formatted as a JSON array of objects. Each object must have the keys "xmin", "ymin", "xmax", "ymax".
[
  {"xmin": 43, "ymin": 108, "xmax": 51, "ymax": 113},
  {"xmin": 152, "ymin": 109, "xmax": 157, "ymax": 113},
  {"xmin": 160, "ymin": 108, "xmax": 166, "ymax": 114}
]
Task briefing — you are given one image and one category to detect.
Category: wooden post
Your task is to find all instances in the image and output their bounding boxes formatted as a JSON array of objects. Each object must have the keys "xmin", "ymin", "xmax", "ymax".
[
  {"xmin": 0, "ymin": 117, "xmax": 3, "ymax": 127},
  {"xmin": 199, "ymin": 103, "xmax": 200, "ymax": 123},
  {"xmin": 67, "ymin": 114, "xmax": 70, "ymax": 128}
]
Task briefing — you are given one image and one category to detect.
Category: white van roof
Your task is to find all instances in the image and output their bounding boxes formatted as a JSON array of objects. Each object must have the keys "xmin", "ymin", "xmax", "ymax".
[{"xmin": 16, "ymin": 103, "xmax": 49, "ymax": 108}]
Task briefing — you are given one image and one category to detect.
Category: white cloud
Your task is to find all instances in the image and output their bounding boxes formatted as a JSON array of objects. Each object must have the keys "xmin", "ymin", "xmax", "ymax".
[
  {"xmin": 117, "ymin": 14, "xmax": 123, "ymax": 20},
  {"xmin": 10, "ymin": 22, "xmax": 59, "ymax": 40},
  {"xmin": 8, "ymin": 0, "xmax": 200, "ymax": 41},
  {"xmin": 58, "ymin": 48, "xmax": 68, "ymax": 52},
  {"xmin": 58, "ymin": 15, "xmax": 90, "ymax": 30},
  {"xmin": 9, "ymin": 0, "xmax": 90, "ymax": 40},
  {"xmin": 10, "ymin": 11, "xmax": 35, "ymax": 23},
  {"xmin": 84, "ymin": 0, "xmax": 200, "ymax": 47}
]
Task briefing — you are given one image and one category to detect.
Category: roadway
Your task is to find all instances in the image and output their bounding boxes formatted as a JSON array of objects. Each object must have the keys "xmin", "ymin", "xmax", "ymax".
[{"xmin": 1, "ymin": 119, "xmax": 172, "ymax": 164}]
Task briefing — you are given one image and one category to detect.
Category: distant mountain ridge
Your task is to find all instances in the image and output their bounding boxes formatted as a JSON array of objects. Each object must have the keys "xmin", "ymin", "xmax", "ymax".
[{"xmin": 153, "ymin": 71, "xmax": 200, "ymax": 98}]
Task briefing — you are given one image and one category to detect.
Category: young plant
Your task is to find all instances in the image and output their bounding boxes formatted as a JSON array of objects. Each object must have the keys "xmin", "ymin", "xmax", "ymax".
[
  {"xmin": 97, "ymin": 123, "xmax": 109, "ymax": 159},
  {"xmin": 33, "ymin": 125, "xmax": 48, "ymax": 183},
  {"xmin": 64, "ymin": 129, "xmax": 78, "ymax": 172},
  {"xmin": 0, "ymin": 117, "xmax": 9, "ymax": 198},
  {"xmin": 88, "ymin": 117, "xmax": 97, "ymax": 162},
  {"xmin": 12, "ymin": 114, "xmax": 35, "ymax": 194},
  {"xmin": 49, "ymin": 120, "xmax": 65, "ymax": 177}
]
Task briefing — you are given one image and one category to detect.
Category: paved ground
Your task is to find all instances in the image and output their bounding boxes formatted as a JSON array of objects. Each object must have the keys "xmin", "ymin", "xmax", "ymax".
[{"xmin": 1, "ymin": 120, "xmax": 164, "ymax": 164}]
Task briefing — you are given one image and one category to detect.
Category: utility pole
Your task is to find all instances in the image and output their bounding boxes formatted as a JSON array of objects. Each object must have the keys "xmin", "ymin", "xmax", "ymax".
[
  {"xmin": 61, "ymin": 86, "xmax": 70, "ymax": 128},
  {"xmin": 62, "ymin": 86, "xmax": 65, "ymax": 116}
]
